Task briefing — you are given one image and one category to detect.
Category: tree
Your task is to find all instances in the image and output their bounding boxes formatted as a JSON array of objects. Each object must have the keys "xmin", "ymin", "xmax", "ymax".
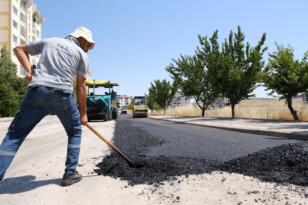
[
  {"xmin": 147, "ymin": 79, "xmax": 176, "ymax": 114},
  {"xmin": 0, "ymin": 47, "xmax": 27, "ymax": 116},
  {"xmin": 145, "ymin": 93, "xmax": 160, "ymax": 111},
  {"xmin": 166, "ymin": 55, "xmax": 217, "ymax": 117},
  {"xmin": 262, "ymin": 45, "xmax": 308, "ymax": 121},
  {"xmin": 127, "ymin": 103, "xmax": 134, "ymax": 110},
  {"xmin": 0, "ymin": 84, "xmax": 19, "ymax": 117},
  {"xmin": 197, "ymin": 26, "xmax": 267, "ymax": 118}
]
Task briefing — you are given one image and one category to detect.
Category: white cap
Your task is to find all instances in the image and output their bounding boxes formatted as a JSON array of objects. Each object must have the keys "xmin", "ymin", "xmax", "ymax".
[{"xmin": 70, "ymin": 26, "xmax": 95, "ymax": 45}]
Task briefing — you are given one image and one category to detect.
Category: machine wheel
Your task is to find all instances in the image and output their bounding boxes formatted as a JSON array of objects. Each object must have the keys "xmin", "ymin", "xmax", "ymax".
[
  {"xmin": 107, "ymin": 113, "xmax": 112, "ymax": 121},
  {"xmin": 112, "ymin": 111, "xmax": 118, "ymax": 119},
  {"xmin": 102, "ymin": 114, "xmax": 108, "ymax": 121}
]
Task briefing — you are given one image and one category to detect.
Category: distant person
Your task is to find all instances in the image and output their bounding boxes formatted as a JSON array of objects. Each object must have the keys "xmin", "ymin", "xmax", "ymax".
[{"xmin": 0, "ymin": 27, "xmax": 95, "ymax": 186}]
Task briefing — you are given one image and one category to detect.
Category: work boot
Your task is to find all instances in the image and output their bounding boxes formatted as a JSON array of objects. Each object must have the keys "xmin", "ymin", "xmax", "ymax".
[{"xmin": 61, "ymin": 171, "xmax": 82, "ymax": 186}]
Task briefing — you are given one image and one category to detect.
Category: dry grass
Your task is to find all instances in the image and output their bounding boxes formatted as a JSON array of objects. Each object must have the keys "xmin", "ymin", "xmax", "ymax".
[
  {"xmin": 151, "ymin": 105, "xmax": 201, "ymax": 117},
  {"xmin": 150, "ymin": 98, "xmax": 308, "ymax": 121}
]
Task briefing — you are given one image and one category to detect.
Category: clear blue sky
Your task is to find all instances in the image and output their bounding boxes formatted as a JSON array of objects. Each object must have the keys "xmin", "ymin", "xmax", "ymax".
[{"xmin": 35, "ymin": 0, "xmax": 308, "ymax": 97}]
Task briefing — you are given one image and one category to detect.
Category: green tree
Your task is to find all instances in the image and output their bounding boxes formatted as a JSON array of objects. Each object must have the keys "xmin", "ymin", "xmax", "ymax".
[
  {"xmin": 145, "ymin": 93, "xmax": 160, "ymax": 110},
  {"xmin": 0, "ymin": 84, "xmax": 19, "ymax": 117},
  {"xmin": 0, "ymin": 47, "xmax": 18, "ymax": 83},
  {"xmin": 262, "ymin": 45, "xmax": 308, "ymax": 121},
  {"xmin": 126, "ymin": 103, "xmax": 133, "ymax": 110},
  {"xmin": 197, "ymin": 26, "xmax": 267, "ymax": 118},
  {"xmin": 147, "ymin": 79, "xmax": 176, "ymax": 114},
  {"xmin": 0, "ymin": 47, "xmax": 27, "ymax": 116},
  {"xmin": 166, "ymin": 55, "xmax": 217, "ymax": 117}
]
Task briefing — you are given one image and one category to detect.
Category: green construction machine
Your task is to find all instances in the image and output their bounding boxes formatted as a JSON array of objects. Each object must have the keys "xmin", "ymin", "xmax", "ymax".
[{"xmin": 86, "ymin": 80, "xmax": 119, "ymax": 121}]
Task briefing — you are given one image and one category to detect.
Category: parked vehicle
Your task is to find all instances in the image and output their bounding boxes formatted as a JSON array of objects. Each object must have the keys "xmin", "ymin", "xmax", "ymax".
[{"xmin": 121, "ymin": 106, "xmax": 128, "ymax": 114}]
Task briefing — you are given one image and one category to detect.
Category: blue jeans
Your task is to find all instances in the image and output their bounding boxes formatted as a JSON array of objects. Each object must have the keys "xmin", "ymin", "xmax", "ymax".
[{"xmin": 0, "ymin": 86, "xmax": 82, "ymax": 180}]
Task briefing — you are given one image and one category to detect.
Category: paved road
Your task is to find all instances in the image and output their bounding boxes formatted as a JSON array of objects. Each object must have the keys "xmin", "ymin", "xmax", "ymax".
[
  {"xmin": 150, "ymin": 116, "xmax": 308, "ymax": 140},
  {"xmin": 0, "ymin": 115, "xmax": 305, "ymax": 205},
  {"xmin": 116, "ymin": 115, "xmax": 299, "ymax": 162}
]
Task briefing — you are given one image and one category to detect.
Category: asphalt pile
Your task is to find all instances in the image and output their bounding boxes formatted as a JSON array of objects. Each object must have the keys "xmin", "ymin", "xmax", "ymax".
[
  {"xmin": 95, "ymin": 154, "xmax": 217, "ymax": 185},
  {"xmin": 94, "ymin": 118, "xmax": 217, "ymax": 185},
  {"xmin": 219, "ymin": 142, "xmax": 308, "ymax": 186},
  {"xmin": 94, "ymin": 118, "xmax": 308, "ymax": 186}
]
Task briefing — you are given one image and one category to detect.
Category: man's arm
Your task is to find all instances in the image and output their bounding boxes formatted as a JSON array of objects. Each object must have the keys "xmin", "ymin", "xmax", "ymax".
[
  {"xmin": 13, "ymin": 45, "xmax": 32, "ymax": 81},
  {"xmin": 76, "ymin": 74, "xmax": 88, "ymax": 125}
]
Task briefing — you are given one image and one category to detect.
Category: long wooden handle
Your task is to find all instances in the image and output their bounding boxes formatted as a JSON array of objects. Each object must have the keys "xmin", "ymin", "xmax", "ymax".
[{"xmin": 85, "ymin": 123, "xmax": 133, "ymax": 165}]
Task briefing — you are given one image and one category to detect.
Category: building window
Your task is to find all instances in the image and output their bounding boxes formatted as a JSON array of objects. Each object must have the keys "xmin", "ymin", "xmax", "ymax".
[
  {"xmin": 13, "ymin": 34, "xmax": 18, "ymax": 43},
  {"xmin": 13, "ymin": 20, "xmax": 18, "ymax": 29},
  {"xmin": 20, "ymin": 26, "xmax": 26, "ymax": 37},
  {"xmin": 13, "ymin": 6, "xmax": 18, "ymax": 16},
  {"xmin": 20, "ymin": 13, "xmax": 26, "ymax": 22}
]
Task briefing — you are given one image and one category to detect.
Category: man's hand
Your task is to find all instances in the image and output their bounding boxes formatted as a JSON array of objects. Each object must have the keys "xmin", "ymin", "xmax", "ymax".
[
  {"xmin": 13, "ymin": 45, "xmax": 32, "ymax": 78},
  {"xmin": 24, "ymin": 65, "xmax": 36, "ymax": 82},
  {"xmin": 80, "ymin": 113, "xmax": 88, "ymax": 125},
  {"xmin": 24, "ymin": 71, "xmax": 32, "ymax": 82}
]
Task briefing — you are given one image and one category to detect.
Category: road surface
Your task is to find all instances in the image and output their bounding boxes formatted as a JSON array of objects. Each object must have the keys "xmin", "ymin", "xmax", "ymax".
[{"xmin": 0, "ymin": 115, "xmax": 306, "ymax": 205}]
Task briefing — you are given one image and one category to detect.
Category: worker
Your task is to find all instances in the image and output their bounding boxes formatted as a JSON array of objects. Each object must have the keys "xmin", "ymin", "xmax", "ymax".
[{"xmin": 0, "ymin": 27, "xmax": 94, "ymax": 186}]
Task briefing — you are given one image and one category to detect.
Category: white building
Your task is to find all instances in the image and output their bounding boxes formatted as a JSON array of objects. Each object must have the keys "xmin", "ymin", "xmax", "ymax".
[
  {"xmin": 170, "ymin": 90, "xmax": 228, "ymax": 108},
  {"xmin": 300, "ymin": 92, "xmax": 308, "ymax": 104},
  {"xmin": 170, "ymin": 91, "xmax": 193, "ymax": 107},
  {"xmin": 117, "ymin": 95, "xmax": 133, "ymax": 107},
  {"xmin": 0, "ymin": 0, "xmax": 44, "ymax": 76}
]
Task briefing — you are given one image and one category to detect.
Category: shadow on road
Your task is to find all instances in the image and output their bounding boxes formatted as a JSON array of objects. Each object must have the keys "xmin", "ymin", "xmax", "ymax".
[
  {"xmin": 0, "ymin": 175, "xmax": 60, "ymax": 194},
  {"xmin": 94, "ymin": 116, "xmax": 308, "ymax": 186}
]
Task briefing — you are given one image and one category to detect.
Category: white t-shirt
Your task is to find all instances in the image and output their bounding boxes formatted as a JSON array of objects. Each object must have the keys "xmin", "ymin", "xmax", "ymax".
[{"xmin": 27, "ymin": 36, "xmax": 89, "ymax": 93}]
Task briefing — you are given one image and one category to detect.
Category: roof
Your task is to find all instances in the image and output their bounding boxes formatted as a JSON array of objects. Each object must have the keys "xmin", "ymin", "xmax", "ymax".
[{"xmin": 86, "ymin": 80, "xmax": 119, "ymax": 88}]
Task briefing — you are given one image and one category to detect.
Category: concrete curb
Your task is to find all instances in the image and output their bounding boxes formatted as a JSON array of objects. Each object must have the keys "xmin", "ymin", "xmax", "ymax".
[
  {"xmin": 0, "ymin": 117, "xmax": 13, "ymax": 123},
  {"xmin": 149, "ymin": 117, "xmax": 308, "ymax": 141}
]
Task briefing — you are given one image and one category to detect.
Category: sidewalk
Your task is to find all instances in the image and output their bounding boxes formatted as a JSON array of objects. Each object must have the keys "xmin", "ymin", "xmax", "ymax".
[{"xmin": 149, "ymin": 116, "xmax": 308, "ymax": 141}]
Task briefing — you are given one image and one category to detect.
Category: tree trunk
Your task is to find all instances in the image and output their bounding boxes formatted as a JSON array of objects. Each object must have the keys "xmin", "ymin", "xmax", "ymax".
[
  {"xmin": 286, "ymin": 97, "xmax": 299, "ymax": 121},
  {"xmin": 194, "ymin": 98, "xmax": 204, "ymax": 117},
  {"xmin": 201, "ymin": 107, "xmax": 206, "ymax": 117},
  {"xmin": 231, "ymin": 103, "xmax": 235, "ymax": 119}
]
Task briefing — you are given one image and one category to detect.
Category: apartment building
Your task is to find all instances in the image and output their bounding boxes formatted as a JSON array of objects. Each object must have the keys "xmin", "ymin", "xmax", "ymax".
[
  {"xmin": 170, "ymin": 91, "xmax": 193, "ymax": 107},
  {"xmin": 0, "ymin": 0, "xmax": 44, "ymax": 76},
  {"xmin": 117, "ymin": 95, "xmax": 133, "ymax": 107}
]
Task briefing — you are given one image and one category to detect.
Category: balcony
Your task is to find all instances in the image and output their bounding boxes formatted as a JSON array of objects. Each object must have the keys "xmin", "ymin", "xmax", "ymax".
[
  {"xmin": 20, "ymin": 0, "xmax": 32, "ymax": 9},
  {"xmin": 32, "ymin": 12, "xmax": 44, "ymax": 24}
]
